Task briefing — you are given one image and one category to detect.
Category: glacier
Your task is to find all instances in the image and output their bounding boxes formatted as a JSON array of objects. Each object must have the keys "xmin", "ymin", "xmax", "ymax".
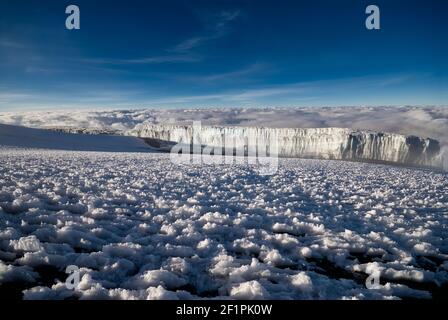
[{"xmin": 128, "ymin": 124, "xmax": 444, "ymax": 169}]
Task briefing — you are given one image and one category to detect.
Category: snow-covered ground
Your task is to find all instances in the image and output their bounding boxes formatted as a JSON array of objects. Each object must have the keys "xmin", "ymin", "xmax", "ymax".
[
  {"xmin": 0, "ymin": 123, "xmax": 151, "ymax": 153},
  {"xmin": 1, "ymin": 147, "xmax": 447, "ymax": 300}
]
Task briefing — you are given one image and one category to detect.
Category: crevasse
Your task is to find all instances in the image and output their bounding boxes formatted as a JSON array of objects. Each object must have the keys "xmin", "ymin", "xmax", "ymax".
[{"xmin": 128, "ymin": 124, "xmax": 444, "ymax": 169}]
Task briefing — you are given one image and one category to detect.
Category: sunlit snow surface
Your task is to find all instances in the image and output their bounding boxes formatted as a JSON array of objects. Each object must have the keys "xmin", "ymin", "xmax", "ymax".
[{"xmin": 0, "ymin": 147, "xmax": 447, "ymax": 300}]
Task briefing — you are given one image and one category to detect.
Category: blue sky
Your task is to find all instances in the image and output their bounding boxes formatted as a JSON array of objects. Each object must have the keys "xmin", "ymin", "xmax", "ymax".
[{"xmin": 0, "ymin": 0, "xmax": 447, "ymax": 111}]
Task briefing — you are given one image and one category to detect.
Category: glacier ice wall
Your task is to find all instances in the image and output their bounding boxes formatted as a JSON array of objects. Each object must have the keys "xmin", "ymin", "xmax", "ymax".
[{"xmin": 128, "ymin": 124, "xmax": 444, "ymax": 169}]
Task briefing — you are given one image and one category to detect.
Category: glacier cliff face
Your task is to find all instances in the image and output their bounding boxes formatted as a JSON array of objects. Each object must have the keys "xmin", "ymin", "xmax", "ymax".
[{"xmin": 128, "ymin": 124, "xmax": 443, "ymax": 169}]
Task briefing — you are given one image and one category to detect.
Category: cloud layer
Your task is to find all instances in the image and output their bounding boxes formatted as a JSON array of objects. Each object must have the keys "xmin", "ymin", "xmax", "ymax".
[{"xmin": 0, "ymin": 106, "xmax": 446, "ymax": 146}]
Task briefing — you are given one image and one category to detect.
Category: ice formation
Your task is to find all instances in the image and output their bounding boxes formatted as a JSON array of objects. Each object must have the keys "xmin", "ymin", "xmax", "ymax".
[{"xmin": 128, "ymin": 124, "xmax": 444, "ymax": 169}]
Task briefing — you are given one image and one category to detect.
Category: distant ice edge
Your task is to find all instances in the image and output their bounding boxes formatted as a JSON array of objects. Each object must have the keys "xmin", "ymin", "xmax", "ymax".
[{"xmin": 128, "ymin": 125, "xmax": 444, "ymax": 170}]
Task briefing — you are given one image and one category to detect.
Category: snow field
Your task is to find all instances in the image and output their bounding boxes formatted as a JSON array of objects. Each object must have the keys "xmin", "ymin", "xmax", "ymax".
[{"xmin": 0, "ymin": 147, "xmax": 447, "ymax": 299}]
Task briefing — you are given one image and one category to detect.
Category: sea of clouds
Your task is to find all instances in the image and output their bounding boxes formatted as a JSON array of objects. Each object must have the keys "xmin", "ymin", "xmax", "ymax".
[{"xmin": 0, "ymin": 106, "xmax": 446, "ymax": 142}]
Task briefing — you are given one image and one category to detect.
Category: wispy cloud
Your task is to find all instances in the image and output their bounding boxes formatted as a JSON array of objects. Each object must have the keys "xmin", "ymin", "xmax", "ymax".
[
  {"xmin": 173, "ymin": 37, "xmax": 205, "ymax": 53},
  {"xmin": 171, "ymin": 9, "xmax": 241, "ymax": 53},
  {"xmin": 0, "ymin": 9, "xmax": 241, "ymax": 71},
  {"xmin": 24, "ymin": 66, "xmax": 65, "ymax": 74},
  {"xmin": 140, "ymin": 73, "xmax": 427, "ymax": 105},
  {"xmin": 0, "ymin": 88, "xmax": 147, "ymax": 111},
  {"xmin": 169, "ymin": 63, "xmax": 268, "ymax": 83},
  {"xmin": 1, "ymin": 73, "xmax": 432, "ymax": 111},
  {"xmin": 77, "ymin": 9, "xmax": 241, "ymax": 66},
  {"xmin": 139, "ymin": 85, "xmax": 310, "ymax": 105},
  {"xmin": 0, "ymin": 92, "xmax": 33, "ymax": 102},
  {"xmin": 78, "ymin": 54, "xmax": 201, "ymax": 65},
  {"xmin": 375, "ymin": 74, "xmax": 422, "ymax": 87},
  {"xmin": 0, "ymin": 38, "xmax": 26, "ymax": 49}
]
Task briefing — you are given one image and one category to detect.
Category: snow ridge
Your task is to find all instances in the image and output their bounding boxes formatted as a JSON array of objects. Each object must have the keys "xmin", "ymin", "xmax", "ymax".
[{"xmin": 0, "ymin": 123, "xmax": 151, "ymax": 153}]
